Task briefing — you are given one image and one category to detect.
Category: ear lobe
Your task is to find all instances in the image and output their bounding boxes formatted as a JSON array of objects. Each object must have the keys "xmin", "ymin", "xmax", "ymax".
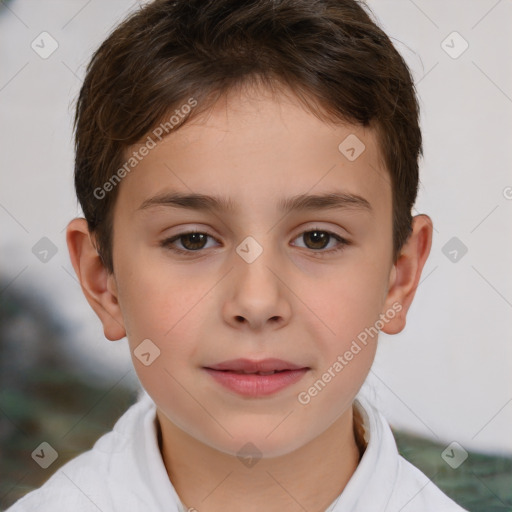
[
  {"xmin": 66, "ymin": 218, "xmax": 126, "ymax": 341},
  {"xmin": 381, "ymin": 214, "xmax": 433, "ymax": 335}
]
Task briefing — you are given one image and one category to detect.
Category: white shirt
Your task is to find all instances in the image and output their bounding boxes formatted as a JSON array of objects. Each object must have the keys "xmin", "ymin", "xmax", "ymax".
[{"xmin": 6, "ymin": 389, "xmax": 467, "ymax": 512}]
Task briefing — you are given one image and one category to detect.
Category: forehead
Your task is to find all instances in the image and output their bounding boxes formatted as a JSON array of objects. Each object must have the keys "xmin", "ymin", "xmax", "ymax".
[{"xmin": 115, "ymin": 84, "xmax": 391, "ymax": 222}]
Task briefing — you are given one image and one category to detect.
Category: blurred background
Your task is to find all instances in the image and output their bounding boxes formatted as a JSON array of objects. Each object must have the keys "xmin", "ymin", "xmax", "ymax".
[{"xmin": 1, "ymin": 0, "xmax": 511, "ymax": 510}]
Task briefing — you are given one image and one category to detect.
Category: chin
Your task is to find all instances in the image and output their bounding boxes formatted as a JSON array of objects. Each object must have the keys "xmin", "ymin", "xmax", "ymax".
[{"xmin": 203, "ymin": 424, "xmax": 311, "ymax": 460}]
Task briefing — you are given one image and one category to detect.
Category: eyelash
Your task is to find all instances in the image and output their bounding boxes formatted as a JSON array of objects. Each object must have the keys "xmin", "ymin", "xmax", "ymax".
[{"xmin": 160, "ymin": 228, "xmax": 351, "ymax": 257}]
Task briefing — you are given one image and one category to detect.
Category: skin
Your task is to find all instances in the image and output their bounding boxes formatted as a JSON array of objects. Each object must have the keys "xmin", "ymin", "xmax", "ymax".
[{"xmin": 67, "ymin": 83, "xmax": 432, "ymax": 512}]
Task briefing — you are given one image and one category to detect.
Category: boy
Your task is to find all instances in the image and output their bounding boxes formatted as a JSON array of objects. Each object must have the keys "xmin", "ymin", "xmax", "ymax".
[{"xmin": 7, "ymin": 0, "xmax": 467, "ymax": 510}]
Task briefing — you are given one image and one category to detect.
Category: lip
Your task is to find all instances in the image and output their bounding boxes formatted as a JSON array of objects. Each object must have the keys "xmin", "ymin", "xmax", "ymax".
[
  {"xmin": 203, "ymin": 358, "xmax": 310, "ymax": 397},
  {"xmin": 205, "ymin": 358, "xmax": 307, "ymax": 373}
]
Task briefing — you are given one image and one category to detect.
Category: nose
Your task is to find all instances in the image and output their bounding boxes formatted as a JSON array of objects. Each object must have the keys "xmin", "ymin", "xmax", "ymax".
[{"xmin": 222, "ymin": 240, "xmax": 292, "ymax": 332}]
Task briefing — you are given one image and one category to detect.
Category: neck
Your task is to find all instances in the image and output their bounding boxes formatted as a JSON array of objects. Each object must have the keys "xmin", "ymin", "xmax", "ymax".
[{"xmin": 157, "ymin": 405, "xmax": 364, "ymax": 512}]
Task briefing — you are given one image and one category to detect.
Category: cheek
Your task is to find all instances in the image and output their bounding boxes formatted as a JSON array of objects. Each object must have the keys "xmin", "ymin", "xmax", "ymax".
[
  {"xmin": 306, "ymin": 260, "xmax": 388, "ymax": 343},
  {"xmin": 297, "ymin": 257, "xmax": 388, "ymax": 408},
  {"xmin": 116, "ymin": 255, "xmax": 213, "ymax": 371},
  {"xmin": 116, "ymin": 245, "xmax": 188, "ymax": 331},
  {"xmin": 117, "ymin": 264, "xmax": 205, "ymax": 407},
  {"xmin": 296, "ymin": 276, "xmax": 381, "ymax": 420}
]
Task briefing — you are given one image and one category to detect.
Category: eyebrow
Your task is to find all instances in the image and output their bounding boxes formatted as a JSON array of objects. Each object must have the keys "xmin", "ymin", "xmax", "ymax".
[{"xmin": 137, "ymin": 191, "xmax": 373, "ymax": 215}]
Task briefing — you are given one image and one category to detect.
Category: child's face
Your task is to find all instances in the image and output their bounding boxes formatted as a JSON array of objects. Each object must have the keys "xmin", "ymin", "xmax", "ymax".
[{"xmin": 107, "ymin": 85, "xmax": 400, "ymax": 456}]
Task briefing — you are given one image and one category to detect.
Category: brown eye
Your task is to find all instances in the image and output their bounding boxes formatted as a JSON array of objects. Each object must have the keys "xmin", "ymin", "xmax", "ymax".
[
  {"xmin": 178, "ymin": 232, "xmax": 208, "ymax": 250},
  {"xmin": 161, "ymin": 231, "xmax": 218, "ymax": 253},
  {"xmin": 302, "ymin": 230, "xmax": 330, "ymax": 250},
  {"xmin": 292, "ymin": 229, "xmax": 350, "ymax": 255},
  {"xmin": 160, "ymin": 228, "xmax": 349, "ymax": 257}
]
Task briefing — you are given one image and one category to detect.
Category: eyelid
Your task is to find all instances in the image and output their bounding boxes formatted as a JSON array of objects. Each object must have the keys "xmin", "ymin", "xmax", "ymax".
[
  {"xmin": 161, "ymin": 229, "xmax": 221, "ymax": 252},
  {"xmin": 160, "ymin": 224, "xmax": 351, "ymax": 256},
  {"xmin": 290, "ymin": 226, "xmax": 350, "ymax": 253},
  {"xmin": 293, "ymin": 222, "xmax": 349, "ymax": 239}
]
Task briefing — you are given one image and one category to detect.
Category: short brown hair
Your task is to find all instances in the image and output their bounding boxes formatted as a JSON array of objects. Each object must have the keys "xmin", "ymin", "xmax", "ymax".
[{"xmin": 74, "ymin": 0, "xmax": 422, "ymax": 273}]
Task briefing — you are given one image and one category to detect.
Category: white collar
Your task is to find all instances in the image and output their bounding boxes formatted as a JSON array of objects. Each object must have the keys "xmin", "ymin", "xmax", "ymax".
[
  {"xmin": 109, "ymin": 389, "xmax": 463, "ymax": 512},
  {"xmin": 127, "ymin": 390, "xmax": 397, "ymax": 511},
  {"xmin": 326, "ymin": 395, "xmax": 399, "ymax": 511}
]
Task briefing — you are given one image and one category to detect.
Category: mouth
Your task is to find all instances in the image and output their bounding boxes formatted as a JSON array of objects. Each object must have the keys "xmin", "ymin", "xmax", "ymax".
[
  {"xmin": 203, "ymin": 358, "xmax": 310, "ymax": 397},
  {"xmin": 205, "ymin": 357, "xmax": 308, "ymax": 373},
  {"xmin": 212, "ymin": 369, "xmax": 289, "ymax": 376}
]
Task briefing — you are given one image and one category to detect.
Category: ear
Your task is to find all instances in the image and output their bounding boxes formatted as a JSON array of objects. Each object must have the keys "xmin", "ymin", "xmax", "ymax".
[
  {"xmin": 66, "ymin": 218, "xmax": 126, "ymax": 341},
  {"xmin": 381, "ymin": 214, "xmax": 433, "ymax": 335}
]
